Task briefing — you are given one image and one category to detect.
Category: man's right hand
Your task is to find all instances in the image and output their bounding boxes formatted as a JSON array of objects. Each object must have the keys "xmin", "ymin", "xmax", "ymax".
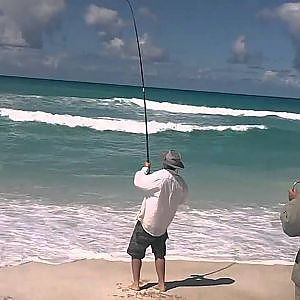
[
  {"xmin": 144, "ymin": 161, "xmax": 151, "ymax": 168},
  {"xmin": 289, "ymin": 188, "xmax": 298, "ymax": 201}
]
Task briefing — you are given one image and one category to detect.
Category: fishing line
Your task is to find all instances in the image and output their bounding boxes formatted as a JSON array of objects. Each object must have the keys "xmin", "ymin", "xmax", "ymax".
[{"xmin": 123, "ymin": 0, "xmax": 150, "ymax": 163}]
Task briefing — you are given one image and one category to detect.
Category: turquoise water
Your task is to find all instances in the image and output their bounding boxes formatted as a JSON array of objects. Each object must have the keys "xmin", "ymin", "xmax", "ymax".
[{"xmin": 0, "ymin": 75, "xmax": 299, "ymax": 266}]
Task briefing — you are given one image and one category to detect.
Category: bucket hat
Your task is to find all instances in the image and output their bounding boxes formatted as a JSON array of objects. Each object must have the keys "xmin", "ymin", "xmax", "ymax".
[{"xmin": 161, "ymin": 150, "xmax": 184, "ymax": 169}]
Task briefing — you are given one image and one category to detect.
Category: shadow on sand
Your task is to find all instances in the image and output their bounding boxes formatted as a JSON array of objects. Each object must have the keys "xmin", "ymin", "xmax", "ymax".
[{"xmin": 141, "ymin": 262, "xmax": 236, "ymax": 291}]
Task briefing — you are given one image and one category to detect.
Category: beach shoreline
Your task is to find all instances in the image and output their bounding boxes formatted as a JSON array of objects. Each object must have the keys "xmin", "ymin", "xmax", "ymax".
[{"xmin": 0, "ymin": 258, "xmax": 294, "ymax": 300}]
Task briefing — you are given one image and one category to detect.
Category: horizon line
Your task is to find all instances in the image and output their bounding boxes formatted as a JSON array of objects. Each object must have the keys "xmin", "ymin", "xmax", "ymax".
[{"xmin": 1, "ymin": 73, "xmax": 299, "ymax": 101}]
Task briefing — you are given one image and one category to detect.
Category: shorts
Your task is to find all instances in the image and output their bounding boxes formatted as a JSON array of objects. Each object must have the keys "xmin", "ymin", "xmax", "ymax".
[{"xmin": 127, "ymin": 221, "xmax": 168, "ymax": 259}]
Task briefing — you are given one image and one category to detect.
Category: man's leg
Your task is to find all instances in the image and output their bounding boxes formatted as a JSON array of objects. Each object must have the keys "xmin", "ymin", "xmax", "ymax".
[
  {"xmin": 295, "ymin": 284, "xmax": 300, "ymax": 300},
  {"xmin": 155, "ymin": 257, "xmax": 166, "ymax": 292},
  {"xmin": 127, "ymin": 222, "xmax": 150, "ymax": 291},
  {"xmin": 130, "ymin": 258, "xmax": 142, "ymax": 291},
  {"xmin": 151, "ymin": 231, "xmax": 168, "ymax": 292}
]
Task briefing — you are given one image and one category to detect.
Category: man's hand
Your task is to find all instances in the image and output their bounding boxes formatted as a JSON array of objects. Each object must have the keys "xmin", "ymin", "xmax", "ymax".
[
  {"xmin": 289, "ymin": 188, "xmax": 298, "ymax": 201},
  {"xmin": 144, "ymin": 161, "xmax": 151, "ymax": 168}
]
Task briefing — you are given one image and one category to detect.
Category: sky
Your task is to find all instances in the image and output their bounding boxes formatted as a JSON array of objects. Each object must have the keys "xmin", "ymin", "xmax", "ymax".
[{"xmin": 1, "ymin": 0, "xmax": 300, "ymax": 97}]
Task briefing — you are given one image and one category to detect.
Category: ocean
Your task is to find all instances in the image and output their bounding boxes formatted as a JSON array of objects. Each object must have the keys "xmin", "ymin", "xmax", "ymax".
[{"xmin": 0, "ymin": 75, "xmax": 299, "ymax": 267}]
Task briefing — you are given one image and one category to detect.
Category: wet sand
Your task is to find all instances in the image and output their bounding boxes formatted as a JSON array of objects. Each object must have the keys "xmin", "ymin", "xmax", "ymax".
[{"xmin": 0, "ymin": 259, "xmax": 294, "ymax": 300}]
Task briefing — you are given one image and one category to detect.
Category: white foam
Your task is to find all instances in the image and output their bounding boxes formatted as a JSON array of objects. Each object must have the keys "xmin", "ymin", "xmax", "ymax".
[
  {"xmin": 0, "ymin": 108, "xmax": 267, "ymax": 134},
  {"xmin": 3, "ymin": 94, "xmax": 300, "ymax": 121},
  {"xmin": 0, "ymin": 199, "xmax": 298, "ymax": 267},
  {"xmin": 117, "ymin": 97, "xmax": 300, "ymax": 121}
]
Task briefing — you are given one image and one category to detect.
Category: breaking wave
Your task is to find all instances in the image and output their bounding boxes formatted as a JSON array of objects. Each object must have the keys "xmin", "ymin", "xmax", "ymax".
[
  {"xmin": 0, "ymin": 108, "xmax": 267, "ymax": 134},
  {"xmin": 116, "ymin": 97, "xmax": 300, "ymax": 121}
]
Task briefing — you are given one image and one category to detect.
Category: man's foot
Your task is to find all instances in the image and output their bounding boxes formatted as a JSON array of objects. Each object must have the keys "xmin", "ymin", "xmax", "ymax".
[
  {"xmin": 154, "ymin": 284, "xmax": 166, "ymax": 292},
  {"xmin": 128, "ymin": 282, "xmax": 140, "ymax": 291}
]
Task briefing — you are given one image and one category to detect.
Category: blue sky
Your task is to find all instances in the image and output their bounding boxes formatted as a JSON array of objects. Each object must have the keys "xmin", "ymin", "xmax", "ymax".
[{"xmin": 1, "ymin": 0, "xmax": 300, "ymax": 97}]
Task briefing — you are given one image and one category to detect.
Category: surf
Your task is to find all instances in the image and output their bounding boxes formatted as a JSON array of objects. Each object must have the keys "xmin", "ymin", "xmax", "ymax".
[
  {"xmin": 116, "ymin": 97, "xmax": 300, "ymax": 121},
  {"xmin": 0, "ymin": 108, "xmax": 267, "ymax": 134}
]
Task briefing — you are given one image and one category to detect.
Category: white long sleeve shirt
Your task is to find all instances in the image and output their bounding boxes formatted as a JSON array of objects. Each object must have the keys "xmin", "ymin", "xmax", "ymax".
[{"xmin": 134, "ymin": 167, "xmax": 188, "ymax": 236}]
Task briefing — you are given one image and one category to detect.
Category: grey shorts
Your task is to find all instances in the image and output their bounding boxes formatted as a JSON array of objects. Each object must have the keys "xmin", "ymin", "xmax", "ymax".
[{"xmin": 127, "ymin": 221, "xmax": 168, "ymax": 259}]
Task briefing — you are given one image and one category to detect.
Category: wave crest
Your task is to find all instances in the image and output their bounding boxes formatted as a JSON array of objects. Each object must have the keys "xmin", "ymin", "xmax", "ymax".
[
  {"xmin": 0, "ymin": 108, "xmax": 267, "ymax": 134},
  {"xmin": 117, "ymin": 97, "xmax": 300, "ymax": 121}
]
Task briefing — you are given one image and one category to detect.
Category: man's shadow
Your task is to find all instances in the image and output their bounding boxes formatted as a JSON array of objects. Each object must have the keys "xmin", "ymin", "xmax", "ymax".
[{"xmin": 141, "ymin": 262, "xmax": 235, "ymax": 291}]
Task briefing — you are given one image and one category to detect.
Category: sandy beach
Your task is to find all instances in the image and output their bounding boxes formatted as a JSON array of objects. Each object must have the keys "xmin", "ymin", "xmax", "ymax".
[{"xmin": 0, "ymin": 259, "xmax": 294, "ymax": 300}]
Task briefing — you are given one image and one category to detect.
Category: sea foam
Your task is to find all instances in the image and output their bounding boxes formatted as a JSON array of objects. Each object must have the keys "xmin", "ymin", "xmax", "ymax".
[
  {"xmin": 116, "ymin": 97, "xmax": 300, "ymax": 121},
  {"xmin": 0, "ymin": 199, "xmax": 297, "ymax": 267},
  {"xmin": 0, "ymin": 108, "xmax": 267, "ymax": 134}
]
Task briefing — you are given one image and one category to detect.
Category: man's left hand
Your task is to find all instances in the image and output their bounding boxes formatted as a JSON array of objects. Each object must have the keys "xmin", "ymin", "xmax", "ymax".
[{"xmin": 289, "ymin": 188, "xmax": 298, "ymax": 201}]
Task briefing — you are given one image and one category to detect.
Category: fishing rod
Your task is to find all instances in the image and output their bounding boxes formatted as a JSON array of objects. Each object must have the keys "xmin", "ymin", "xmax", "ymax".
[{"xmin": 123, "ymin": 0, "xmax": 150, "ymax": 163}]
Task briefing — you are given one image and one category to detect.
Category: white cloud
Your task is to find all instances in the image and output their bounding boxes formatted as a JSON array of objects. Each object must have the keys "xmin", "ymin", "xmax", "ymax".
[
  {"xmin": 104, "ymin": 37, "xmax": 124, "ymax": 51},
  {"xmin": 84, "ymin": 4, "xmax": 127, "ymax": 55},
  {"xmin": 276, "ymin": 3, "xmax": 300, "ymax": 69},
  {"xmin": 259, "ymin": 3, "xmax": 300, "ymax": 69},
  {"xmin": 30, "ymin": 0, "xmax": 66, "ymax": 23},
  {"xmin": 276, "ymin": 3, "xmax": 300, "ymax": 33},
  {"xmin": 262, "ymin": 69, "xmax": 300, "ymax": 88},
  {"xmin": 137, "ymin": 7, "xmax": 157, "ymax": 22},
  {"xmin": 228, "ymin": 34, "xmax": 263, "ymax": 65},
  {"xmin": 0, "ymin": 15, "xmax": 28, "ymax": 47},
  {"xmin": 138, "ymin": 33, "xmax": 166, "ymax": 62},
  {"xmin": 84, "ymin": 4, "xmax": 124, "ymax": 29},
  {"xmin": 283, "ymin": 77, "xmax": 300, "ymax": 88},
  {"xmin": 102, "ymin": 33, "xmax": 166, "ymax": 63},
  {"xmin": 230, "ymin": 35, "xmax": 249, "ymax": 64},
  {"xmin": 262, "ymin": 70, "xmax": 278, "ymax": 81},
  {"xmin": 0, "ymin": 0, "xmax": 67, "ymax": 48},
  {"xmin": 84, "ymin": 4, "xmax": 166, "ymax": 63},
  {"xmin": 259, "ymin": 3, "xmax": 300, "ymax": 32}
]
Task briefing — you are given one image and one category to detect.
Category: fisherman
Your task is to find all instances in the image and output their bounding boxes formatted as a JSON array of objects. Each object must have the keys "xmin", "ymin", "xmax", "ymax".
[
  {"xmin": 280, "ymin": 184, "xmax": 300, "ymax": 300},
  {"xmin": 127, "ymin": 150, "xmax": 188, "ymax": 292}
]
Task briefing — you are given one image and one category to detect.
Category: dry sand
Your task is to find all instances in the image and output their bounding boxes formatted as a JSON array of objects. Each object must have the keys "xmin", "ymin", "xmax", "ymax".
[{"xmin": 0, "ymin": 259, "xmax": 294, "ymax": 300}]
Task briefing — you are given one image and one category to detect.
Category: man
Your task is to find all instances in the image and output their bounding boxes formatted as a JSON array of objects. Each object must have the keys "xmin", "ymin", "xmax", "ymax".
[
  {"xmin": 127, "ymin": 150, "xmax": 188, "ymax": 292},
  {"xmin": 280, "ymin": 185, "xmax": 300, "ymax": 299}
]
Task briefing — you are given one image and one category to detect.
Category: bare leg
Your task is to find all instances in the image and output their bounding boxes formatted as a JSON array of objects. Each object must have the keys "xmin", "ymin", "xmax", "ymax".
[
  {"xmin": 155, "ymin": 258, "xmax": 166, "ymax": 292},
  {"xmin": 295, "ymin": 284, "xmax": 300, "ymax": 300},
  {"xmin": 129, "ymin": 258, "xmax": 142, "ymax": 291}
]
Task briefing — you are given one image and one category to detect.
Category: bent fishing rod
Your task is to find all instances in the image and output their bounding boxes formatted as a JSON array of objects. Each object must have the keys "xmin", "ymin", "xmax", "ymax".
[{"xmin": 123, "ymin": 0, "xmax": 150, "ymax": 163}]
